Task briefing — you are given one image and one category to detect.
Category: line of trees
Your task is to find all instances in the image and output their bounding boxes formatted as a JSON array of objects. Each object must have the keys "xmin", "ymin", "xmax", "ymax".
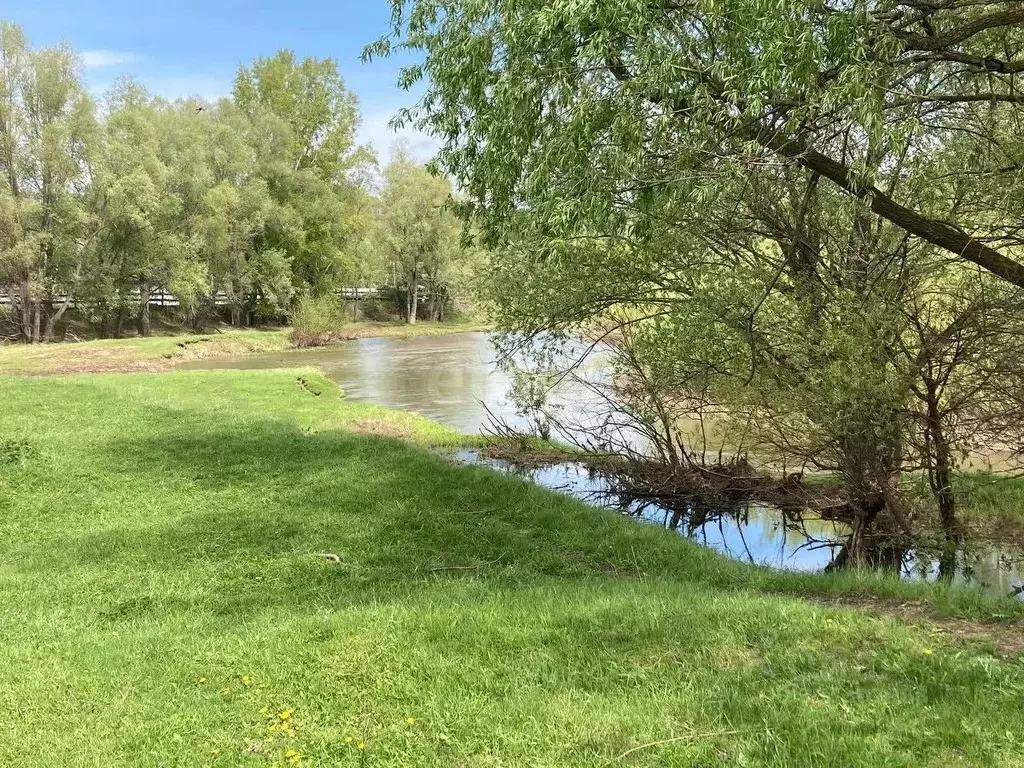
[
  {"xmin": 0, "ymin": 21, "xmax": 478, "ymax": 341},
  {"xmin": 373, "ymin": 0, "xmax": 1024, "ymax": 570}
]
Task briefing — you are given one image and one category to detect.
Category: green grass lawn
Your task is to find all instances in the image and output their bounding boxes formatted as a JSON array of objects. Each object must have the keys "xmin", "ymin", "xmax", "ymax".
[{"xmin": 2, "ymin": 370, "xmax": 1024, "ymax": 767}]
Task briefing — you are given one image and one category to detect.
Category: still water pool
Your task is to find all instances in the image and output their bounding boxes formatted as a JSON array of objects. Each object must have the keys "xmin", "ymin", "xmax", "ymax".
[{"xmin": 455, "ymin": 451, "xmax": 1024, "ymax": 599}]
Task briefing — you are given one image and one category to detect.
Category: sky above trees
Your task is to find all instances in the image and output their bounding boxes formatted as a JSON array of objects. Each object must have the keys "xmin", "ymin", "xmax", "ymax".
[{"xmin": 1, "ymin": 0, "xmax": 434, "ymax": 159}]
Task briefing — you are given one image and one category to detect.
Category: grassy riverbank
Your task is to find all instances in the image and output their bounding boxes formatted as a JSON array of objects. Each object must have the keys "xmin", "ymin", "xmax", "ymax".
[
  {"xmin": 0, "ymin": 321, "xmax": 487, "ymax": 375},
  {"xmin": 955, "ymin": 472, "xmax": 1024, "ymax": 527},
  {"xmin": 2, "ymin": 370, "xmax": 1024, "ymax": 766}
]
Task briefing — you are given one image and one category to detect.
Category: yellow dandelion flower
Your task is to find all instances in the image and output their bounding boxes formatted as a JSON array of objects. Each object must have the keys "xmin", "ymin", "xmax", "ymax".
[
  {"xmin": 358, "ymin": 742, "xmax": 366, "ymax": 751},
  {"xmin": 241, "ymin": 675, "xmax": 252, "ymax": 686},
  {"xmin": 278, "ymin": 709, "xmax": 291, "ymax": 721},
  {"xmin": 344, "ymin": 736, "xmax": 353, "ymax": 744},
  {"xmin": 285, "ymin": 750, "xmax": 299, "ymax": 759},
  {"xmin": 405, "ymin": 717, "xmax": 417, "ymax": 725},
  {"xmin": 922, "ymin": 648, "xmax": 934, "ymax": 656}
]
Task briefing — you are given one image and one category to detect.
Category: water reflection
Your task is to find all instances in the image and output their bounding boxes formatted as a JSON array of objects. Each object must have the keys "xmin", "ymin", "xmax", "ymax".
[
  {"xmin": 456, "ymin": 451, "xmax": 1024, "ymax": 599},
  {"xmin": 456, "ymin": 450, "xmax": 845, "ymax": 571}
]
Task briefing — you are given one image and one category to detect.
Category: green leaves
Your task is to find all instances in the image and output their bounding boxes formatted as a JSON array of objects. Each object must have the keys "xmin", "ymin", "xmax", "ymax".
[
  {"xmin": 0, "ymin": 22, "xmax": 99, "ymax": 339},
  {"xmin": 372, "ymin": 0, "xmax": 1024, "ymax": 510},
  {"xmin": 233, "ymin": 50, "xmax": 364, "ymax": 183},
  {"xmin": 0, "ymin": 23, "xmax": 408, "ymax": 336},
  {"xmin": 379, "ymin": 0, "xmax": 1024, "ymax": 280},
  {"xmin": 372, "ymin": 148, "xmax": 474, "ymax": 321}
]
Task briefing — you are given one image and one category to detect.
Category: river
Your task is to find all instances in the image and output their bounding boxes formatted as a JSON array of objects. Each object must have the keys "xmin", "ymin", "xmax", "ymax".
[
  {"xmin": 183, "ymin": 332, "xmax": 567, "ymax": 433},
  {"xmin": 180, "ymin": 331, "xmax": 1024, "ymax": 598}
]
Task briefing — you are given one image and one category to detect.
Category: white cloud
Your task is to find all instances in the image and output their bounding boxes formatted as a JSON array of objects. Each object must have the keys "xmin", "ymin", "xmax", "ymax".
[
  {"xmin": 357, "ymin": 109, "xmax": 440, "ymax": 164},
  {"xmin": 81, "ymin": 50, "xmax": 140, "ymax": 70}
]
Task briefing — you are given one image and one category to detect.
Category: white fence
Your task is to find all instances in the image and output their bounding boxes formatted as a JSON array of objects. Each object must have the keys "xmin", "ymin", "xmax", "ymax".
[{"xmin": 0, "ymin": 287, "xmax": 385, "ymax": 309}]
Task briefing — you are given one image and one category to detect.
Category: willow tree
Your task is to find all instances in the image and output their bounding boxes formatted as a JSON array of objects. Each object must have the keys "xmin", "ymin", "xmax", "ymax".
[
  {"xmin": 193, "ymin": 100, "xmax": 295, "ymax": 327},
  {"xmin": 233, "ymin": 51, "xmax": 373, "ymax": 297},
  {"xmin": 369, "ymin": 0, "xmax": 1024, "ymax": 281},
  {"xmin": 86, "ymin": 80, "xmax": 208, "ymax": 337},
  {"xmin": 368, "ymin": 1, "xmax": 1024, "ymax": 567},
  {"xmin": 0, "ymin": 22, "xmax": 100, "ymax": 342},
  {"xmin": 374, "ymin": 148, "xmax": 461, "ymax": 324},
  {"xmin": 201, "ymin": 177, "xmax": 292, "ymax": 326}
]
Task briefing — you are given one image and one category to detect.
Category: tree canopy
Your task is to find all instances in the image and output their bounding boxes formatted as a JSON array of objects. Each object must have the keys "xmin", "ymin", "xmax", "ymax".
[
  {"xmin": 370, "ymin": 0, "xmax": 1024, "ymax": 284},
  {"xmin": 0, "ymin": 24, "xmax": 482, "ymax": 340},
  {"xmin": 370, "ymin": 0, "xmax": 1024, "ymax": 568}
]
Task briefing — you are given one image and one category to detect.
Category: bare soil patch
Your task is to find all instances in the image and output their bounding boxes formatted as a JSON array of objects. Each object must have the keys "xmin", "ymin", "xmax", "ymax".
[
  {"xmin": 5, "ymin": 348, "xmax": 172, "ymax": 375},
  {"xmin": 349, "ymin": 418, "xmax": 418, "ymax": 440}
]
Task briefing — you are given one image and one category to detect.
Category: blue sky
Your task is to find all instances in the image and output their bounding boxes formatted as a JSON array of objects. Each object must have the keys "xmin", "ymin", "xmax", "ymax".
[{"xmin": 0, "ymin": 0, "xmax": 436, "ymax": 159}]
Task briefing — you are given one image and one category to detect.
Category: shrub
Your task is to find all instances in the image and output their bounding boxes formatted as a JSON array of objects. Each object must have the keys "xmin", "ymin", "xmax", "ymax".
[{"xmin": 289, "ymin": 295, "xmax": 347, "ymax": 347}]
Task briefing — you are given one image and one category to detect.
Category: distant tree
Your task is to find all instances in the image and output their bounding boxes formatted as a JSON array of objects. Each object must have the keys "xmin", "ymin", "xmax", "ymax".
[
  {"xmin": 201, "ymin": 177, "xmax": 292, "ymax": 326},
  {"xmin": 374, "ymin": 147, "xmax": 462, "ymax": 324},
  {"xmin": 0, "ymin": 22, "xmax": 100, "ymax": 341},
  {"xmin": 234, "ymin": 50, "xmax": 362, "ymax": 181},
  {"xmin": 86, "ymin": 80, "xmax": 207, "ymax": 336},
  {"xmin": 233, "ymin": 50, "xmax": 373, "ymax": 298}
]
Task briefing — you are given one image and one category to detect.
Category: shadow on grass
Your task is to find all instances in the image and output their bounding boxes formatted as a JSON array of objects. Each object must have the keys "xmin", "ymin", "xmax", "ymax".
[
  {"xmin": 53, "ymin": 421, "xmax": 652, "ymax": 615},
  {"xmin": 27, "ymin": 410, "xmax": 1024, "ymax": 624}
]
